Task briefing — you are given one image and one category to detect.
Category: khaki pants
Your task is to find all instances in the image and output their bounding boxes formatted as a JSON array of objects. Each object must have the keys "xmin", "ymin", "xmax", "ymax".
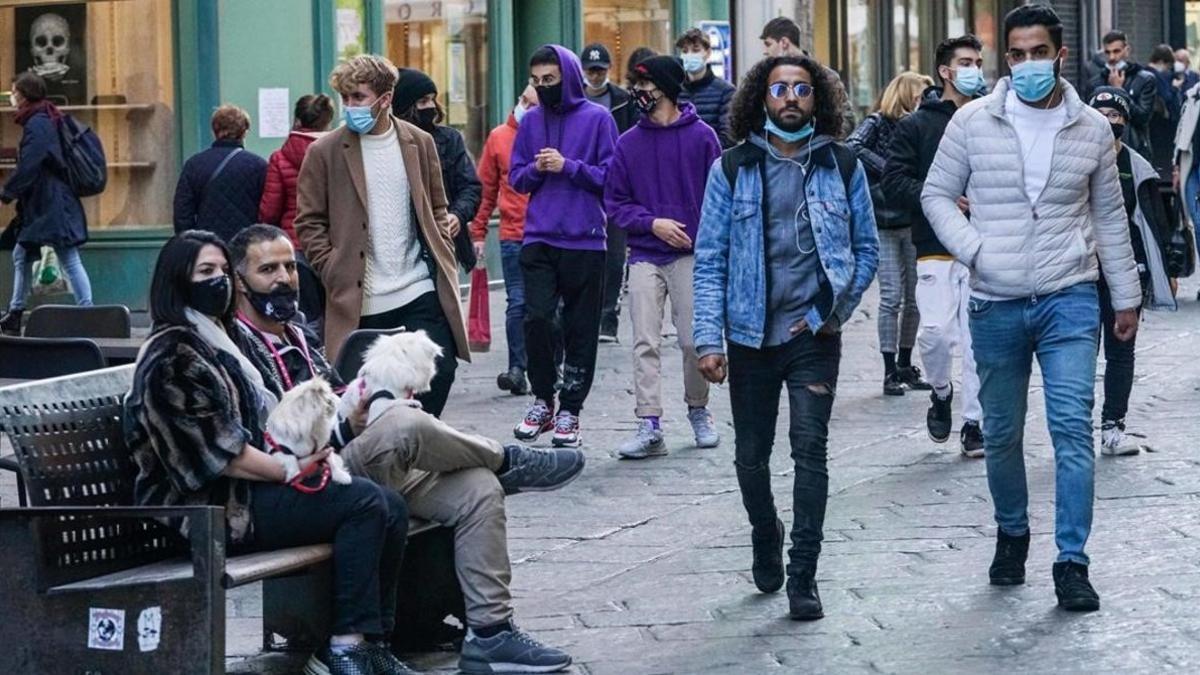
[
  {"xmin": 340, "ymin": 404, "xmax": 512, "ymax": 627},
  {"xmin": 628, "ymin": 257, "xmax": 709, "ymax": 417}
]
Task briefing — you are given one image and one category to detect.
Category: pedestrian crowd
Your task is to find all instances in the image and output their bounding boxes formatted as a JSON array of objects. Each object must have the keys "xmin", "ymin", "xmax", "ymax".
[{"xmin": 1, "ymin": 3, "xmax": 1197, "ymax": 674}]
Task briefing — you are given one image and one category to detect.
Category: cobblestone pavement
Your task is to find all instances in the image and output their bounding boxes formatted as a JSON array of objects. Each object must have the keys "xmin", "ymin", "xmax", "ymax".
[{"xmin": 6, "ymin": 279, "xmax": 1195, "ymax": 674}]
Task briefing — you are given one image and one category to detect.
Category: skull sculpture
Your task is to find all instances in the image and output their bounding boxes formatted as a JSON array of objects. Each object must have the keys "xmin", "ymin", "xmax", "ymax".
[{"xmin": 29, "ymin": 13, "xmax": 71, "ymax": 80}]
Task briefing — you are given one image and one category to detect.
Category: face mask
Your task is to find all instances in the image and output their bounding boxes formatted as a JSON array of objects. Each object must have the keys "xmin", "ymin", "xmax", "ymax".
[
  {"xmin": 415, "ymin": 107, "xmax": 438, "ymax": 131},
  {"xmin": 535, "ymin": 83, "xmax": 563, "ymax": 109},
  {"xmin": 1112, "ymin": 60, "xmax": 1128, "ymax": 72},
  {"xmin": 763, "ymin": 107, "xmax": 815, "ymax": 143},
  {"xmin": 242, "ymin": 277, "xmax": 299, "ymax": 323},
  {"xmin": 7, "ymin": 93, "xmax": 17, "ymax": 108},
  {"xmin": 588, "ymin": 77, "xmax": 609, "ymax": 91},
  {"xmin": 188, "ymin": 275, "xmax": 231, "ymax": 317},
  {"xmin": 951, "ymin": 66, "xmax": 985, "ymax": 97},
  {"xmin": 681, "ymin": 53, "xmax": 707, "ymax": 74},
  {"xmin": 1110, "ymin": 122, "xmax": 1126, "ymax": 141},
  {"xmin": 633, "ymin": 89, "xmax": 660, "ymax": 115},
  {"xmin": 1176, "ymin": 61, "xmax": 1187, "ymax": 74},
  {"xmin": 1010, "ymin": 58, "xmax": 1058, "ymax": 103},
  {"xmin": 513, "ymin": 102, "xmax": 529, "ymax": 124},
  {"xmin": 343, "ymin": 97, "xmax": 383, "ymax": 134}
]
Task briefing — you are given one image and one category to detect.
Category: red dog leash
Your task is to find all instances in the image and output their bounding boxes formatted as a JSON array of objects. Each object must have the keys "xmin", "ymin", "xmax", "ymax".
[{"xmin": 263, "ymin": 431, "xmax": 332, "ymax": 494}]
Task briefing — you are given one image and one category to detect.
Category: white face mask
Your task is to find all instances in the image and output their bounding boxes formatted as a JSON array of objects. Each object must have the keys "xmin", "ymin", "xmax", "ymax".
[
  {"xmin": 1176, "ymin": 61, "xmax": 1187, "ymax": 74},
  {"xmin": 8, "ymin": 93, "xmax": 17, "ymax": 108}
]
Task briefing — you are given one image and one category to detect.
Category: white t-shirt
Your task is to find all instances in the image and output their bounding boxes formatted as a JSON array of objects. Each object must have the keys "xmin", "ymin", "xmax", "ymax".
[
  {"xmin": 1005, "ymin": 89, "xmax": 1069, "ymax": 206},
  {"xmin": 359, "ymin": 124, "xmax": 434, "ymax": 316}
]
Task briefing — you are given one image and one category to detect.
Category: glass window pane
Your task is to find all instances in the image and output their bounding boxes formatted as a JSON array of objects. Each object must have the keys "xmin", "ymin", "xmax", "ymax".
[
  {"xmin": 972, "ymin": 0, "xmax": 1000, "ymax": 84},
  {"xmin": 947, "ymin": 0, "xmax": 966, "ymax": 39},
  {"xmin": 583, "ymin": 0, "xmax": 673, "ymax": 86},
  {"xmin": 847, "ymin": 0, "xmax": 877, "ymax": 114}
]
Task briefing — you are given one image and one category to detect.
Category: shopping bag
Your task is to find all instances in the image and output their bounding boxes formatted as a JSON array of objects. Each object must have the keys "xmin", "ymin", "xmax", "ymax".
[
  {"xmin": 31, "ymin": 246, "xmax": 69, "ymax": 297},
  {"xmin": 468, "ymin": 267, "xmax": 491, "ymax": 352}
]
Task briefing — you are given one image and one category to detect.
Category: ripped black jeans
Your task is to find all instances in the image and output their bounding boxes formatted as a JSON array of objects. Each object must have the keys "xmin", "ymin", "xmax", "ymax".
[{"xmin": 728, "ymin": 331, "xmax": 841, "ymax": 576}]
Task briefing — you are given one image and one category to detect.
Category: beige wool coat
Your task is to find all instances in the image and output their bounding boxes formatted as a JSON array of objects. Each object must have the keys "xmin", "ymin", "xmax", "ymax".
[{"xmin": 294, "ymin": 117, "xmax": 469, "ymax": 364}]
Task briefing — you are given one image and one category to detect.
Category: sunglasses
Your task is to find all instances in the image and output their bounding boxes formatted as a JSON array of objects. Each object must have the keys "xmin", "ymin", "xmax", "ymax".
[{"xmin": 768, "ymin": 82, "xmax": 814, "ymax": 99}]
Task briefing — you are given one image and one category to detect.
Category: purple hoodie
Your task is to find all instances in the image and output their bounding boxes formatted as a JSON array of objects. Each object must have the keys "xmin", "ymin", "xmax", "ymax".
[
  {"xmin": 603, "ymin": 101, "xmax": 721, "ymax": 265},
  {"xmin": 509, "ymin": 45, "xmax": 618, "ymax": 252}
]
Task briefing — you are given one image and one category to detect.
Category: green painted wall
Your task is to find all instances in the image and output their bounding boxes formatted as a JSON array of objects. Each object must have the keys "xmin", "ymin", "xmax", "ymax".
[{"xmin": 217, "ymin": 0, "xmax": 319, "ymax": 159}]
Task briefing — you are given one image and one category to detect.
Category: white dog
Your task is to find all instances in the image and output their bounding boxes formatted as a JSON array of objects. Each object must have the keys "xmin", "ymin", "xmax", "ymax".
[
  {"xmin": 266, "ymin": 377, "xmax": 353, "ymax": 486},
  {"xmin": 337, "ymin": 330, "xmax": 443, "ymax": 426}
]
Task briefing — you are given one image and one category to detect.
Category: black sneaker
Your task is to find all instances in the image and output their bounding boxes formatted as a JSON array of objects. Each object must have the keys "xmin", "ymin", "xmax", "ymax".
[
  {"xmin": 960, "ymin": 420, "xmax": 985, "ymax": 458},
  {"xmin": 304, "ymin": 644, "xmax": 375, "ymax": 675},
  {"xmin": 927, "ymin": 386, "xmax": 953, "ymax": 443},
  {"xmin": 989, "ymin": 530, "xmax": 1030, "ymax": 586},
  {"xmin": 0, "ymin": 308, "xmax": 21, "ymax": 336},
  {"xmin": 751, "ymin": 518, "xmax": 785, "ymax": 593},
  {"xmin": 1053, "ymin": 561, "xmax": 1100, "ymax": 612},
  {"xmin": 496, "ymin": 367, "xmax": 529, "ymax": 395},
  {"xmin": 365, "ymin": 641, "xmax": 418, "ymax": 674},
  {"xmin": 497, "ymin": 444, "xmax": 585, "ymax": 495},
  {"xmin": 882, "ymin": 372, "xmax": 906, "ymax": 396},
  {"xmin": 896, "ymin": 365, "xmax": 933, "ymax": 390},
  {"xmin": 787, "ymin": 571, "xmax": 824, "ymax": 620}
]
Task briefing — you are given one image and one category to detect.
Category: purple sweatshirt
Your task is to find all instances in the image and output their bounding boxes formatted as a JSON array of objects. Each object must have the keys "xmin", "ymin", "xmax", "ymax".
[
  {"xmin": 603, "ymin": 102, "xmax": 721, "ymax": 265},
  {"xmin": 509, "ymin": 44, "xmax": 618, "ymax": 252}
]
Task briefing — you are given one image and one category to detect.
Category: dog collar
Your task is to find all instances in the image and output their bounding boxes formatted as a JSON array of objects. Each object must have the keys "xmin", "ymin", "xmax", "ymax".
[
  {"xmin": 367, "ymin": 390, "xmax": 397, "ymax": 407},
  {"xmin": 263, "ymin": 432, "xmax": 331, "ymax": 494}
]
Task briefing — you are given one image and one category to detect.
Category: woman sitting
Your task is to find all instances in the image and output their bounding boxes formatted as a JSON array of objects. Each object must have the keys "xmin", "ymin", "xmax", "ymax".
[{"xmin": 123, "ymin": 229, "xmax": 414, "ymax": 675}]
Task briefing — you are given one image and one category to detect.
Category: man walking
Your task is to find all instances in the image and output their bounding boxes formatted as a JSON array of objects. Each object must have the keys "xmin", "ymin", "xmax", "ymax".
[
  {"xmin": 1091, "ymin": 30, "xmax": 1158, "ymax": 160},
  {"xmin": 604, "ymin": 55, "xmax": 723, "ymax": 459},
  {"xmin": 295, "ymin": 55, "xmax": 466, "ymax": 418},
  {"xmin": 694, "ymin": 55, "xmax": 878, "ymax": 620},
  {"xmin": 922, "ymin": 4, "xmax": 1141, "ymax": 612},
  {"xmin": 883, "ymin": 34, "xmax": 987, "ymax": 457},
  {"xmin": 510, "ymin": 45, "xmax": 618, "ymax": 448},
  {"xmin": 676, "ymin": 28, "xmax": 737, "ymax": 148},
  {"xmin": 580, "ymin": 42, "xmax": 634, "ymax": 343}
]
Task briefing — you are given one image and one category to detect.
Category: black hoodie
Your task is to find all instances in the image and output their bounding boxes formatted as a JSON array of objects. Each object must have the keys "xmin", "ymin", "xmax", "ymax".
[{"xmin": 881, "ymin": 88, "xmax": 959, "ymax": 259}]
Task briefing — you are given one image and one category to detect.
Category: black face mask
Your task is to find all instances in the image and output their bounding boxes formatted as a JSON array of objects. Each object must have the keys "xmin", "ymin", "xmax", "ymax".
[
  {"xmin": 415, "ymin": 107, "xmax": 438, "ymax": 131},
  {"xmin": 536, "ymin": 83, "xmax": 564, "ymax": 109},
  {"xmin": 633, "ymin": 89, "xmax": 660, "ymax": 115},
  {"xmin": 188, "ymin": 275, "xmax": 231, "ymax": 317},
  {"xmin": 241, "ymin": 276, "xmax": 299, "ymax": 322},
  {"xmin": 1110, "ymin": 122, "xmax": 1126, "ymax": 141}
]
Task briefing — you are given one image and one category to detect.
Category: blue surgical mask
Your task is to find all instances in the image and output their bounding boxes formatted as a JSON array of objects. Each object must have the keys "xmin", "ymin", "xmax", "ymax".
[
  {"xmin": 951, "ymin": 66, "xmax": 985, "ymax": 97},
  {"xmin": 681, "ymin": 53, "xmax": 707, "ymax": 74},
  {"xmin": 343, "ymin": 98, "xmax": 382, "ymax": 134},
  {"xmin": 763, "ymin": 109, "xmax": 815, "ymax": 143},
  {"xmin": 1010, "ymin": 58, "xmax": 1058, "ymax": 103},
  {"xmin": 513, "ymin": 102, "xmax": 529, "ymax": 124}
]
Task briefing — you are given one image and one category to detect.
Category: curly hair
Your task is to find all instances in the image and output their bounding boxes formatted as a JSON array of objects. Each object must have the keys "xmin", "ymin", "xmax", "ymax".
[{"xmin": 730, "ymin": 55, "xmax": 844, "ymax": 143}]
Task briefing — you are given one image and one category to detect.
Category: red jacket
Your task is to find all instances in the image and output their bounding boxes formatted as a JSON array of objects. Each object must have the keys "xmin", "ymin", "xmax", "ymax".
[
  {"xmin": 470, "ymin": 114, "xmax": 529, "ymax": 243},
  {"xmin": 258, "ymin": 130, "xmax": 324, "ymax": 247}
]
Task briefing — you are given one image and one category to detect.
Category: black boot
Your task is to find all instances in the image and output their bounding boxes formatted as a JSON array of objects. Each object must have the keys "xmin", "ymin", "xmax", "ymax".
[
  {"xmin": 927, "ymin": 385, "xmax": 953, "ymax": 443},
  {"xmin": 750, "ymin": 518, "xmax": 785, "ymax": 593},
  {"xmin": 787, "ymin": 571, "xmax": 823, "ymax": 620},
  {"xmin": 497, "ymin": 367, "xmax": 528, "ymax": 395},
  {"xmin": 989, "ymin": 530, "xmax": 1030, "ymax": 586},
  {"xmin": 1053, "ymin": 561, "xmax": 1100, "ymax": 612},
  {"xmin": 0, "ymin": 308, "xmax": 22, "ymax": 336}
]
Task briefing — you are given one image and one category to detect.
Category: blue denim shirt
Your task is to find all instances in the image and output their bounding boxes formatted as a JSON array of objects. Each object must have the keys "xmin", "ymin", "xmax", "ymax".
[{"xmin": 693, "ymin": 138, "xmax": 879, "ymax": 355}]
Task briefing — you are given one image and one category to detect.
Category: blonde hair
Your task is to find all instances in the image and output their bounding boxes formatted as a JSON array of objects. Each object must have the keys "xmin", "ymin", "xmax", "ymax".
[
  {"xmin": 329, "ymin": 55, "xmax": 399, "ymax": 97},
  {"xmin": 210, "ymin": 104, "xmax": 250, "ymax": 140},
  {"xmin": 877, "ymin": 71, "xmax": 934, "ymax": 121}
]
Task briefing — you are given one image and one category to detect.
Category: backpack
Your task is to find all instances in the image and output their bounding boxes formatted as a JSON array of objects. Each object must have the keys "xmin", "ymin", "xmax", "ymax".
[
  {"xmin": 56, "ymin": 115, "xmax": 108, "ymax": 197},
  {"xmin": 720, "ymin": 140, "xmax": 857, "ymax": 198}
]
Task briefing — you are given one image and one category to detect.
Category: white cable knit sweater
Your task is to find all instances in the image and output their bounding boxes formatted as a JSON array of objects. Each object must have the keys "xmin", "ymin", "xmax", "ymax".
[{"xmin": 359, "ymin": 124, "xmax": 434, "ymax": 316}]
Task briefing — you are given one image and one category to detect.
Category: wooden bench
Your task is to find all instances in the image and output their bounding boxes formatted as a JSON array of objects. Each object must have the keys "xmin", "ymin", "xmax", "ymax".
[{"xmin": 0, "ymin": 366, "xmax": 465, "ymax": 674}]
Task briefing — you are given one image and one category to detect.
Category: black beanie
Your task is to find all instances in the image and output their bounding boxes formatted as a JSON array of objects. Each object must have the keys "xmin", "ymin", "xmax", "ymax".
[
  {"xmin": 632, "ymin": 55, "xmax": 686, "ymax": 102},
  {"xmin": 392, "ymin": 68, "xmax": 437, "ymax": 115}
]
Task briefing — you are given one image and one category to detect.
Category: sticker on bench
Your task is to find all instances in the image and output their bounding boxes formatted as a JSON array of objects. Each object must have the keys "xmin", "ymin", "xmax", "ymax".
[
  {"xmin": 87, "ymin": 608, "xmax": 125, "ymax": 651},
  {"xmin": 138, "ymin": 606, "xmax": 162, "ymax": 652}
]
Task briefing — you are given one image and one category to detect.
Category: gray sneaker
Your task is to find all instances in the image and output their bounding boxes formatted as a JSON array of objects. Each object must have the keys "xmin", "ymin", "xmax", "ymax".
[
  {"xmin": 498, "ymin": 444, "xmax": 585, "ymax": 495},
  {"xmin": 687, "ymin": 407, "xmax": 721, "ymax": 448},
  {"xmin": 617, "ymin": 419, "xmax": 666, "ymax": 459},
  {"xmin": 459, "ymin": 626, "xmax": 571, "ymax": 674}
]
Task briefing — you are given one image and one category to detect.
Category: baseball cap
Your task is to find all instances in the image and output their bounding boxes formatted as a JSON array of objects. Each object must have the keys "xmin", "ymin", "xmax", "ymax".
[{"xmin": 580, "ymin": 43, "xmax": 611, "ymax": 69}]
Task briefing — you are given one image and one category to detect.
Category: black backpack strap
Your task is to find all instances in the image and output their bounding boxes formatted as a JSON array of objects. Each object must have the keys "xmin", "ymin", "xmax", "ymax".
[
  {"xmin": 830, "ymin": 142, "xmax": 858, "ymax": 197},
  {"xmin": 719, "ymin": 141, "xmax": 766, "ymax": 191}
]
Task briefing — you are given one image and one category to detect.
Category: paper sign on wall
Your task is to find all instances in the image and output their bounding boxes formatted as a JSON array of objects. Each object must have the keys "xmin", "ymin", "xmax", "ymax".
[
  {"xmin": 87, "ymin": 607, "xmax": 125, "ymax": 650},
  {"xmin": 137, "ymin": 606, "xmax": 162, "ymax": 652},
  {"xmin": 258, "ymin": 87, "xmax": 291, "ymax": 139}
]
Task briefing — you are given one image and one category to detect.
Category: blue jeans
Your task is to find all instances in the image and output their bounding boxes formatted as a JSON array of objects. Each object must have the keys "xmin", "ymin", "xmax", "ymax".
[
  {"xmin": 10, "ymin": 243, "xmax": 94, "ymax": 310},
  {"xmin": 968, "ymin": 283, "xmax": 1100, "ymax": 565},
  {"xmin": 500, "ymin": 240, "xmax": 526, "ymax": 372}
]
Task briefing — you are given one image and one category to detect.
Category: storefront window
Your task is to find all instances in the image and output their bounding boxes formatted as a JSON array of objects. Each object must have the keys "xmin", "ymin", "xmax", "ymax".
[
  {"xmin": 583, "ymin": 0, "xmax": 674, "ymax": 86},
  {"xmin": 846, "ymin": 0, "xmax": 878, "ymax": 114},
  {"xmin": 384, "ymin": 0, "xmax": 488, "ymax": 157},
  {"xmin": 970, "ymin": 0, "xmax": 999, "ymax": 84},
  {"xmin": 0, "ymin": 0, "xmax": 176, "ymax": 229},
  {"xmin": 893, "ymin": 0, "xmax": 922, "ymax": 73}
]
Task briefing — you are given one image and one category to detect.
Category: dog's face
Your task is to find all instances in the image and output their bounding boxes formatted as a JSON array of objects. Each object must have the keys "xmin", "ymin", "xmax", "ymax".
[
  {"xmin": 358, "ymin": 330, "xmax": 443, "ymax": 397},
  {"xmin": 266, "ymin": 377, "xmax": 338, "ymax": 456}
]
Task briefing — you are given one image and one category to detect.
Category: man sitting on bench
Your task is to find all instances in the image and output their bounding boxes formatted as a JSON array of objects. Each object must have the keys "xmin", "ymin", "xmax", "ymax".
[{"xmin": 227, "ymin": 224, "xmax": 582, "ymax": 674}]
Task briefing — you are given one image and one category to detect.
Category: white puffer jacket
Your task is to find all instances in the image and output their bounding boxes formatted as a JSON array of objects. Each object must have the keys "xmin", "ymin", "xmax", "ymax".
[{"xmin": 921, "ymin": 78, "xmax": 1141, "ymax": 311}]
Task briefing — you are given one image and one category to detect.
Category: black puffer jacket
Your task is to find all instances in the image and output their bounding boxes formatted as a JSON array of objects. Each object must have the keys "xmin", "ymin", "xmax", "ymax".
[
  {"xmin": 173, "ymin": 140, "xmax": 268, "ymax": 242},
  {"xmin": 680, "ymin": 67, "xmax": 737, "ymax": 148},
  {"xmin": 846, "ymin": 112, "xmax": 907, "ymax": 229},
  {"xmin": 431, "ymin": 125, "xmax": 482, "ymax": 271},
  {"xmin": 882, "ymin": 92, "xmax": 959, "ymax": 258},
  {"xmin": 590, "ymin": 83, "xmax": 636, "ymax": 134},
  {"xmin": 1089, "ymin": 62, "xmax": 1158, "ymax": 161}
]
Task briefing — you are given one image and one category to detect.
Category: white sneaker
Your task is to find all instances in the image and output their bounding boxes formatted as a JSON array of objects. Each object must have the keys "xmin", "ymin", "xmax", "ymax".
[
  {"xmin": 1101, "ymin": 421, "xmax": 1141, "ymax": 456},
  {"xmin": 617, "ymin": 419, "xmax": 666, "ymax": 459}
]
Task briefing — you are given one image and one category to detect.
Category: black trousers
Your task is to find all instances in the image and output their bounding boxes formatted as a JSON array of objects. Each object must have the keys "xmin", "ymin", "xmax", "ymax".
[
  {"xmin": 520, "ymin": 243, "xmax": 605, "ymax": 414},
  {"xmin": 247, "ymin": 477, "xmax": 409, "ymax": 637},
  {"xmin": 601, "ymin": 222, "xmax": 627, "ymax": 335},
  {"xmin": 359, "ymin": 291, "xmax": 458, "ymax": 417},
  {"xmin": 1098, "ymin": 279, "xmax": 1140, "ymax": 423},
  {"xmin": 728, "ymin": 332, "xmax": 842, "ymax": 576}
]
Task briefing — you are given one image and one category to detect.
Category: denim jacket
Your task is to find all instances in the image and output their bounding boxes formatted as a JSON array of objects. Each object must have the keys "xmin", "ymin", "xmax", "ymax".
[{"xmin": 693, "ymin": 138, "xmax": 879, "ymax": 354}]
